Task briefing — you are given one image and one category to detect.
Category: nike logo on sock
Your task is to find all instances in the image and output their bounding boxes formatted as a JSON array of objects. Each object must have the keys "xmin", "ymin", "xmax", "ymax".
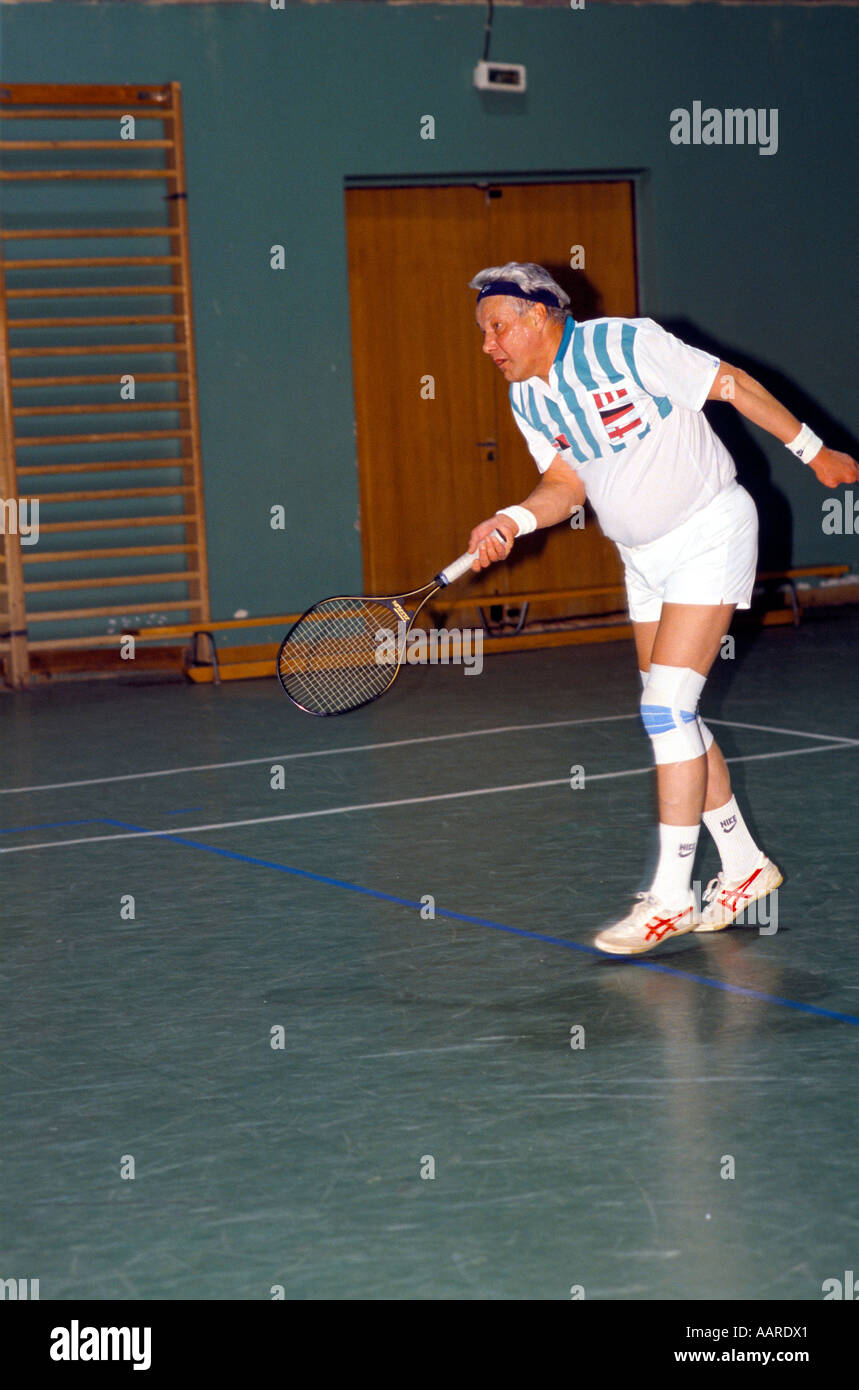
[
  {"xmin": 678, "ymin": 843, "xmax": 696, "ymax": 857},
  {"xmin": 720, "ymin": 815, "xmax": 737, "ymax": 833}
]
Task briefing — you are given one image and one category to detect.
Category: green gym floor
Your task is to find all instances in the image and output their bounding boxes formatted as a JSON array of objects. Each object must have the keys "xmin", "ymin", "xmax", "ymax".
[{"xmin": 2, "ymin": 613, "xmax": 858, "ymax": 1301}]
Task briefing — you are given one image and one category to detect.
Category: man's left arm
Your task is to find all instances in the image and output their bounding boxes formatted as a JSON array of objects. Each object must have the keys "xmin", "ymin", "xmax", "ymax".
[{"xmin": 708, "ymin": 363, "xmax": 859, "ymax": 488}]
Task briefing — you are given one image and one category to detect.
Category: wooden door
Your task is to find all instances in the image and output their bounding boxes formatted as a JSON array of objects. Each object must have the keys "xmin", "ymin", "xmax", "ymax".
[
  {"xmin": 485, "ymin": 182, "xmax": 636, "ymax": 601},
  {"xmin": 344, "ymin": 181, "xmax": 637, "ymax": 608},
  {"xmin": 345, "ymin": 185, "xmax": 495, "ymax": 595}
]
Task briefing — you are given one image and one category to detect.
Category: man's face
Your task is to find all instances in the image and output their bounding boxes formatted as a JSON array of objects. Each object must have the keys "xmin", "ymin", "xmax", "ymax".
[{"xmin": 476, "ymin": 296, "xmax": 547, "ymax": 382}]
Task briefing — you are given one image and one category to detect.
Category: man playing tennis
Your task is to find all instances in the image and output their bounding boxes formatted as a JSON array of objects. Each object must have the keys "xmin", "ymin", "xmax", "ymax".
[{"xmin": 466, "ymin": 262, "xmax": 859, "ymax": 956}]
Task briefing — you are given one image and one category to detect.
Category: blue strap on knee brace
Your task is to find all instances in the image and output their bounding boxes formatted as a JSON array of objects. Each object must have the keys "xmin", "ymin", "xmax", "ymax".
[{"xmin": 641, "ymin": 705, "xmax": 698, "ymax": 735}]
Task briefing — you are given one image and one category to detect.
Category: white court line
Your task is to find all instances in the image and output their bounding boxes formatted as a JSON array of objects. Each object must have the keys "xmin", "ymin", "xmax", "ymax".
[
  {"xmin": 0, "ymin": 714, "xmax": 639, "ymax": 795},
  {"xmin": 2, "ymin": 712, "xmax": 854, "ymax": 797},
  {"xmin": 707, "ymin": 718, "xmax": 857, "ymax": 745},
  {"xmin": 1, "ymin": 739, "xmax": 854, "ymax": 856}
]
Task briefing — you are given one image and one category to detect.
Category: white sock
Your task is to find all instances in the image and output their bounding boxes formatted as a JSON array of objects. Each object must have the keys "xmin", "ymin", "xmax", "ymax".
[
  {"xmin": 702, "ymin": 796, "xmax": 761, "ymax": 880},
  {"xmin": 649, "ymin": 823, "xmax": 700, "ymax": 907}
]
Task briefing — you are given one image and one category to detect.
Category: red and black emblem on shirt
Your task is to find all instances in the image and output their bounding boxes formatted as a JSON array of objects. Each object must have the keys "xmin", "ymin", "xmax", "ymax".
[{"xmin": 591, "ymin": 388, "xmax": 644, "ymax": 442}]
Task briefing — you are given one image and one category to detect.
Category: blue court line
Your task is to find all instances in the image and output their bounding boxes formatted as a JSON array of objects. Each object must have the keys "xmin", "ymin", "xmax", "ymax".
[
  {"xmin": 101, "ymin": 818, "xmax": 859, "ymax": 1029},
  {"xmin": 0, "ymin": 809, "xmax": 204, "ymax": 836},
  {"xmin": 0, "ymin": 817, "xmax": 104, "ymax": 836}
]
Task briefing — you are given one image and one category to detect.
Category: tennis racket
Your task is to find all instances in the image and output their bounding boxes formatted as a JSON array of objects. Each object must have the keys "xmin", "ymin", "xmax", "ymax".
[{"xmin": 277, "ymin": 529, "xmax": 506, "ymax": 716}]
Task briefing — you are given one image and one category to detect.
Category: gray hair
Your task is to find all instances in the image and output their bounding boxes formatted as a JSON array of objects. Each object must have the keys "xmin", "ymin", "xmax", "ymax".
[{"xmin": 469, "ymin": 261, "xmax": 571, "ymax": 325}]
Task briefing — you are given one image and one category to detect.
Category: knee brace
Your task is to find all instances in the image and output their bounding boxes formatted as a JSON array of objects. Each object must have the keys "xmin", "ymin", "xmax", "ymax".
[
  {"xmin": 640, "ymin": 670, "xmax": 713, "ymax": 753},
  {"xmin": 640, "ymin": 663, "xmax": 707, "ymax": 765}
]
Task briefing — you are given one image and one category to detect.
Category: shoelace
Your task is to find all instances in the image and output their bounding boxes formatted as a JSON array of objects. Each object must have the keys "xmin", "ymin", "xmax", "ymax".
[
  {"xmin": 631, "ymin": 891, "xmax": 658, "ymax": 921},
  {"xmin": 703, "ymin": 875, "xmax": 723, "ymax": 906}
]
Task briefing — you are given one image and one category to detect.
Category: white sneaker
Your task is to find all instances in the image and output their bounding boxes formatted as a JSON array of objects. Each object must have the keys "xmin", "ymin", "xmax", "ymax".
[
  {"xmin": 594, "ymin": 892, "xmax": 697, "ymax": 956},
  {"xmin": 694, "ymin": 853, "xmax": 783, "ymax": 932}
]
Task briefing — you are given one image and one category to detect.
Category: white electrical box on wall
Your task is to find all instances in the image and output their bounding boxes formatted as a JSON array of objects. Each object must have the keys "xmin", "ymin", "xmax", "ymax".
[{"xmin": 473, "ymin": 60, "xmax": 527, "ymax": 94}]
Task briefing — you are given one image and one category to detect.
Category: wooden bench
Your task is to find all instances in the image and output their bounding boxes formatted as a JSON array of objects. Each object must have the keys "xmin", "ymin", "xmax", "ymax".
[
  {"xmin": 125, "ymin": 614, "xmax": 299, "ymax": 684},
  {"xmin": 130, "ymin": 562, "xmax": 854, "ymax": 680},
  {"xmin": 4, "ymin": 614, "xmax": 299, "ymax": 684},
  {"xmin": 429, "ymin": 582, "xmax": 626, "ymax": 637},
  {"xmin": 428, "ymin": 565, "xmax": 852, "ymax": 636},
  {"xmin": 7, "ymin": 564, "xmax": 851, "ymax": 686},
  {"xmin": 754, "ymin": 565, "xmax": 850, "ymax": 626}
]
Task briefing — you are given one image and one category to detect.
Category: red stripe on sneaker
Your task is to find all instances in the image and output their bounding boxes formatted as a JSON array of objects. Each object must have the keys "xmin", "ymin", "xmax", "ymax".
[
  {"xmin": 645, "ymin": 906, "xmax": 693, "ymax": 942},
  {"xmin": 719, "ymin": 866, "xmax": 764, "ymax": 914}
]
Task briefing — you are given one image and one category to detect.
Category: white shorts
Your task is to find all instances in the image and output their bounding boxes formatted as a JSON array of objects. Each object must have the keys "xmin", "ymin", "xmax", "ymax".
[{"xmin": 617, "ymin": 482, "xmax": 758, "ymax": 624}]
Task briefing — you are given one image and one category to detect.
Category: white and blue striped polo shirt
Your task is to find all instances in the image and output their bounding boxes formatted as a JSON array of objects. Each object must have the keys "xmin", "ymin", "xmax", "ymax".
[{"xmin": 509, "ymin": 316, "xmax": 735, "ymax": 547}]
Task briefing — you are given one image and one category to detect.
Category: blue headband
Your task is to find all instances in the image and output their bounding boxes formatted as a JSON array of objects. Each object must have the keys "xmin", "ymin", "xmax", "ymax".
[{"xmin": 476, "ymin": 278, "xmax": 562, "ymax": 309}]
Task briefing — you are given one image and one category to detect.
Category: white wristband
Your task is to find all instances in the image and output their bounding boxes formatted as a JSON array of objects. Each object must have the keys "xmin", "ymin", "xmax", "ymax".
[
  {"xmin": 497, "ymin": 505, "xmax": 537, "ymax": 536},
  {"xmin": 786, "ymin": 423, "xmax": 823, "ymax": 464}
]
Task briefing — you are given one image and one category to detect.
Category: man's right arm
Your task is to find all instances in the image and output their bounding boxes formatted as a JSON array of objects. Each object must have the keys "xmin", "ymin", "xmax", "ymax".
[{"xmin": 468, "ymin": 456, "xmax": 586, "ymax": 571}]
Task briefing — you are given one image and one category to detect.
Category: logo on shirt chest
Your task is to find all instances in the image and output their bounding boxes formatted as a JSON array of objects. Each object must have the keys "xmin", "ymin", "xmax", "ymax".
[{"xmin": 591, "ymin": 387, "xmax": 645, "ymax": 443}]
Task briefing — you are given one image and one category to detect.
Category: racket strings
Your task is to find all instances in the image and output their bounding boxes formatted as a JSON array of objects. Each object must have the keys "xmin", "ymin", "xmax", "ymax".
[{"xmin": 278, "ymin": 597, "xmax": 403, "ymax": 715}]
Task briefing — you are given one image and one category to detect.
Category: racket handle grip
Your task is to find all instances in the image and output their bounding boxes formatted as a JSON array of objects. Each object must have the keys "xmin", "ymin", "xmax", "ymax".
[{"xmin": 435, "ymin": 527, "xmax": 508, "ymax": 587}]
